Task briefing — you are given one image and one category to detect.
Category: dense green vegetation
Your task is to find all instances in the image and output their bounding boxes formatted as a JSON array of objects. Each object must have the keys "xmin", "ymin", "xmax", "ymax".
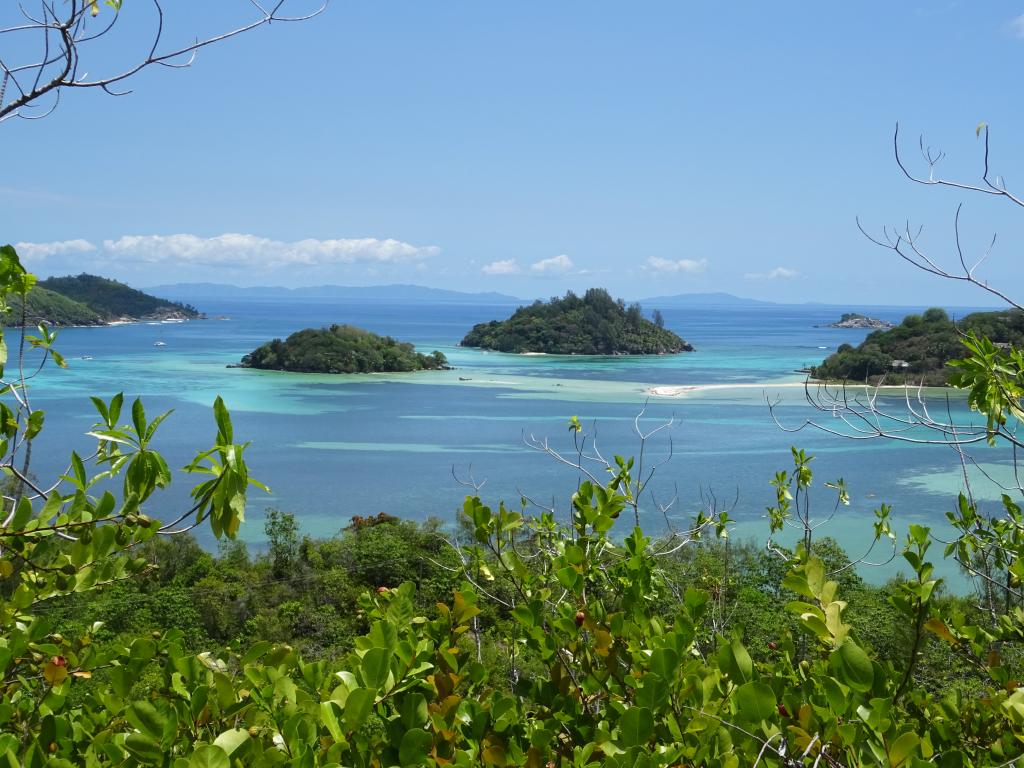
[
  {"xmin": 461, "ymin": 288, "xmax": 693, "ymax": 354},
  {"xmin": 812, "ymin": 306, "xmax": 1024, "ymax": 384},
  {"xmin": 241, "ymin": 324, "xmax": 449, "ymax": 373},
  {"xmin": 40, "ymin": 512, "xmax": 1008, "ymax": 711},
  {"xmin": 2, "ymin": 236, "xmax": 1024, "ymax": 767},
  {"xmin": 40, "ymin": 273, "xmax": 200, "ymax": 321},
  {"xmin": 5, "ymin": 285, "xmax": 105, "ymax": 327}
]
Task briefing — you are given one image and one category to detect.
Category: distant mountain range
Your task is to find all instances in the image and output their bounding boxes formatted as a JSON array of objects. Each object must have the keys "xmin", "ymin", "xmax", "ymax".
[
  {"xmin": 639, "ymin": 291, "xmax": 778, "ymax": 308},
  {"xmin": 147, "ymin": 283, "xmax": 785, "ymax": 308},
  {"xmin": 148, "ymin": 283, "xmax": 523, "ymax": 305}
]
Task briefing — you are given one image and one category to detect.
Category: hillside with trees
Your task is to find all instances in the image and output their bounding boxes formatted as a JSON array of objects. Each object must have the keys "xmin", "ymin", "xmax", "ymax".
[
  {"xmin": 241, "ymin": 324, "xmax": 449, "ymax": 373},
  {"xmin": 39, "ymin": 274, "xmax": 200, "ymax": 321},
  {"xmin": 461, "ymin": 288, "xmax": 692, "ymax": 354},
  {"xmin": 811, "ymin": 307, "xmax": 1024, "ymax": 385},
  {"xmin": 6, "ymin": 286, "xmax": 106, "ymax": 327}
]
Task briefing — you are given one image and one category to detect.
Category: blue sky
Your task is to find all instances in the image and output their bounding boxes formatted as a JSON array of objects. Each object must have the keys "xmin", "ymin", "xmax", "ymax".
[{"xmin": 5, "ymin": 1, "xmax": 1024, "ymax": 304}]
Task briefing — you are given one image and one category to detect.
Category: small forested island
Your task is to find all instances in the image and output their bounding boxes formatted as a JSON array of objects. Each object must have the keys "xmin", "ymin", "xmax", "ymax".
[
  {"xmin": 460, "ymin": 288, "xmax": 693, "ymax": 354},
  {"xmin": 821, "ymin": 312, "xmax": 894, "ymax": 329},
  {"xmin": 240, "ymin": 324, "xmax": 449, "ymax": 373},
  {"xmin": 811, "ymin": 307, "xmax": 1024, "ymax": 385},
  {"xmin": 6, "ymin": 274, "xmax": 200, "ymax": 327}
]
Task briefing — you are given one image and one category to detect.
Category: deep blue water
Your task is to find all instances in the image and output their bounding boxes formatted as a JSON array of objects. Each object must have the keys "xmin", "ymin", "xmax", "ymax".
[{"xmin": 18, "ymin": 299, "xmax": 1011, "ymax": 585}]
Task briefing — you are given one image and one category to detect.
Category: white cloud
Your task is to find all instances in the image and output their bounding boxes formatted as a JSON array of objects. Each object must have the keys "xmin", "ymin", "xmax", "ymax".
[
  {"xmin": 482, "ymin": 259, "xmax": 520, "ymax": 275},
  {"xmin": 530, "ymin": 254, "xmax": 574, "ymax": 274},
  {"xmin": 644, "ymin": 256, "xmax": 707, "ymax": 274},
  {"xmin": 101, "ymin": 233, "xmax": 439, "ymax": 268},
  {"xmin": 745, "ymin": 266, "xmax": 798, "ymax": 280},
  {"xmin": 1008, "ymin": 14, "xmax": 1024, "ymax": 38},
  {"xmin": 14, "ymin": 239, "xmax": 96, "ymax": 260}
]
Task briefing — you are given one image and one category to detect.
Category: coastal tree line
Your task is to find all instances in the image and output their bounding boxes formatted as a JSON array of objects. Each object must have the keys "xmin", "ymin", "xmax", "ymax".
[{"xmin": 3, "ymin": 2, "xmax": 1024, "ymax": 764}]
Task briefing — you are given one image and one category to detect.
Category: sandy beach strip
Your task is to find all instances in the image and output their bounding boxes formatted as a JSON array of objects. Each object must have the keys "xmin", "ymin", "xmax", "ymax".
[
  {"xmin": 648, "ymin": 382, "xmax": 807, "ymax": 397},
  {"xmin": 647, "ymin": 381, "xmax": 957, "ymax": 398}
]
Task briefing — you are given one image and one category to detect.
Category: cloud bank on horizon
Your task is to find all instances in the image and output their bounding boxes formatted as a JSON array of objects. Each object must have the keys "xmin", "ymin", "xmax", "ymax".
[
  {"xmin": 14, "ymin": 233, "xmax": 723, "ymax": 292},
  {"xmin": 15, "ymin": 233, "xmax": 441, "ymax": 281}
]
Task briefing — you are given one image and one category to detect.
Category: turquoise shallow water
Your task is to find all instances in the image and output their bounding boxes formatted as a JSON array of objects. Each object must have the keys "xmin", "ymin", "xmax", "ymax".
[{"xmin": 18, "ymin": 299, "xmax": 1016, "ymax": 589}]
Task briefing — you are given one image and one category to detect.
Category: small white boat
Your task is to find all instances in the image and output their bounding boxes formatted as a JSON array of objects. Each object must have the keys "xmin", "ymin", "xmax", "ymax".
[{"xmin": 153, "ymin": 341, "xmax": 166, "ymax": 347}]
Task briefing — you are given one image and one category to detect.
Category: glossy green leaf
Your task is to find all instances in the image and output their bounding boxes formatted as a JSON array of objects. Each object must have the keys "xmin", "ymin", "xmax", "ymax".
[
  {"xmin": 735, "ymin": 681, "xmax": 777, "ymax": 723},
  {"xmin": 889, "ymin": 731, "xmax": 920, "ymax": 767},
  {"xmin": 361, "ymin": 646, "xmax": 391, "ymax": 690},
  {"xmin": 832, "ymin": 639, "xmax": 874, "ymax": 693},
  {"xmin": 399, "ymin": 728, "xmax": 433, "ymax": 766},
  {"xmin": 128, "ymin": 700, "xmax": 166, "ymax": 740},
  {"xmin": 124, "ymin": 733, "xmax": 163, "ymax": 764},
  {"xmin": 617, "ymin": 706, "xmax": 653, "ymax": 747},
  {"xmin": 343, "ymin": 687, "xmax": 375, "ymax": 731},
  {"xmin": 212, "ymin": 729, "xmax": 250, "ymax": 758},
  {"xmin": 189, "ymin": 745, "xmax": 229, "ymax": 768}
]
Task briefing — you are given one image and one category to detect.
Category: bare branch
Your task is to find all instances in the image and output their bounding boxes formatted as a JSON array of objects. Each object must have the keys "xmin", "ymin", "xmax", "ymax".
[{"xmin": 0, "ymin": 1, "xmax": 328, "ymax": 122}]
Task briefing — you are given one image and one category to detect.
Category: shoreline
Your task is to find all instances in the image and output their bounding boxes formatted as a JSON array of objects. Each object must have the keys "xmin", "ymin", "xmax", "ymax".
[
  {"xmin": 3, "ymin": 314, "xmax": 199, "ymax": 330},
  {"xmin": 648, "ymin": 383, "xmax": 804, "ymax": 397},
  {"xmin": 647, "ymin": 380, "xmax": 960, "ymax": 397}
]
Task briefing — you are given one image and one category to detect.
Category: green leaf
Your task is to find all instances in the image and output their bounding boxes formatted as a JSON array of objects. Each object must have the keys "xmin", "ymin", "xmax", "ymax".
[
  {"xmin": 399, "ymin": 728, "xmax": 433, "ymax": 767},
  {"xmin": 649, "ymin": 647, "xmax": 679, "ymax": 680},
  {"xmin": 888, "ymin": 731, "xmax": 920, "ymax": 767},
  {"xmin": 109, "ymin": 392, "xmax": 124, "ymax": 425},
  {"xmin": 320, "ymin": 701, "xmax": 345, "ymax": 742},
  {"xmin": 90, "ymin": 396, "xmax": 108, "ymax": 423},
  {"xmin": 343, "ymin": 687, "xmax": 375, "ymax": 731},
  {"xmin": 128, "ymin": 700, "xmax": 167, "ymax": 740},
  {"xmin": 213, "ymin": 396, "xmax": 233, "ymax": 442},
  {"xmin": 361, "ymin": 646, "xmax": 391, "ymax": 690},
  {"xmin": 823, "ymin": 676, "xmax": 847, "ymax": 714},
  {"xmin": 727, "ymin": 638, "xmax": 753, "ymax": 684},
  {"xmin": 805, "ymin": 557, "xmax": 825, "ymax": 598},
  {"xmin": 735, "ymin": 681, "xmax": 777, "ymax": 723},
  {"xmin": 124, "ymin": 733, "xmax": 163, "ymax": 765},
  {"xmin": 212, "ymin": 729, "xmax": 250, "ymax": 758},
  {"xmin": 132, "ymin": 398, "xmax": 147, "ymax": 439},
  {"xmin": 9, "ymin": 496, "xmax": 32, "ymax": 529},
  {"xmin": 617, "ymin": 706, "xmax": 653, "ymax": 747},
  {"xmin": 831, "ymin": 639, "xmax": 874, "ymax": 693},
  {"xmin": 25, "ymin": 410, "xmax": 44, "ymax": 440},
  {"xmin": 189, "ymin": 745, "xmax": 229, "ymax": 768},
  {"xmin": 399, "ymin": 692, "xmax": 428, "ymax": 729}
]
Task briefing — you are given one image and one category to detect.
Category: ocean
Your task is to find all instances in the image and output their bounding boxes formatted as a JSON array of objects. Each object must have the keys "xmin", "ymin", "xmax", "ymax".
[{"xmin": 20, "ymin": 298, "xmax": 1010, "ymax": 587}]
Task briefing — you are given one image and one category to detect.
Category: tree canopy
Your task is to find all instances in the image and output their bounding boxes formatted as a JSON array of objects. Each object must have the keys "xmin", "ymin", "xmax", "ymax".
[
  {"xmin": 460, "ymin": 288, "xmax": 692, "ymax": 355},
  {"xmin": 6, "ymin": 285, "xmax": 105, "ymax": 327},
  {"xmin": 38, "ymin": 274, "xmax": 200, "ymax": 322},
  {"xmin": 241, "ymin": 324, "xmax": 449, "ymax": 374},
  {"xmin": 812, "ymin": 307, "xmax": 1024, "ymax": 385}
]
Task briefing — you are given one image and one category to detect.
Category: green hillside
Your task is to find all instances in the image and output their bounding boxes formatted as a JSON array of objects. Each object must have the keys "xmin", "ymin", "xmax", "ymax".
[
  {"xmin": 39, "ymin": 273, "xmax": 200, "ymax": 321},
  {"xmin": 5, "ymin": 286, "xmax": 106, "ymax": 327},
  {"xmin": 241, "ymin": 324, "xmax": 449, "ymax": 373},
  {"xmin": 460, "ymin": 288, "xmax": 693, "ymax": 354},
  {"xmin": 811, "ymin": 307, "xmax": 1024, "ymax": 385}
]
